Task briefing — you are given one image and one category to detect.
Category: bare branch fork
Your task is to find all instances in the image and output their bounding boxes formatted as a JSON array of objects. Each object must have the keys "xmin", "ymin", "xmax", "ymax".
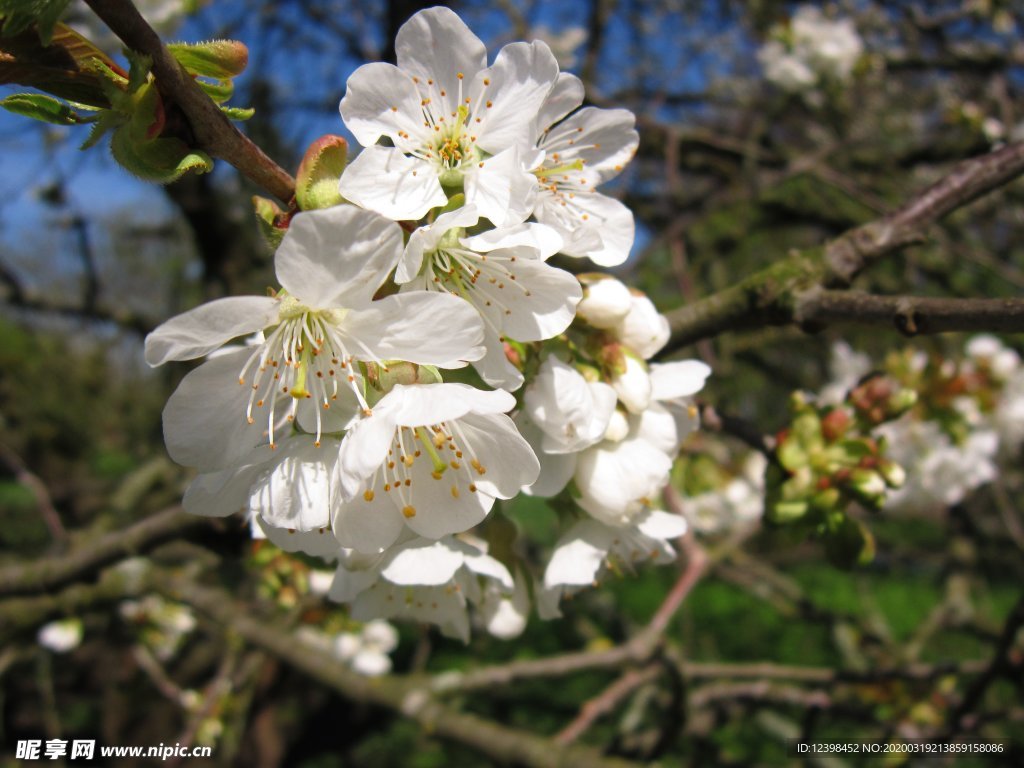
[
  {"xmin": 664, "ymin": 141, "xmax": 1024, "ymax": 350},
  {"xmin": 83, "ymin": 0, "xmax": 296, "ymax": 203}
]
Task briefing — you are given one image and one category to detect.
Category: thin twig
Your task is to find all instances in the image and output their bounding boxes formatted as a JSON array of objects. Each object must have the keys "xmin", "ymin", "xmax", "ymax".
[
  {"xmin": 0, "ymin": 441, "xmax": 66, "ymax": 543},
  {"xmin": 554, "ymin": 663, "xmax": 663, "ymax": 745}
]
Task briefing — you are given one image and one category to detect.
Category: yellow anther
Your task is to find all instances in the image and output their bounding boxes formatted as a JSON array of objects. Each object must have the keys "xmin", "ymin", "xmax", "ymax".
[
  {"xmin": 402, "ymin": 505, "xmax": 417, "ymax": 518},
  {"xmin": 471, "ymin": 459, "xmax": 486, "ymax": 475},
  {"xmin": 451, "ymin": 485, "xmax": 459, "ymax": 498},
  {"xmin": 364, "ymin": 490, "xmax": 375, "ymax": 502}
]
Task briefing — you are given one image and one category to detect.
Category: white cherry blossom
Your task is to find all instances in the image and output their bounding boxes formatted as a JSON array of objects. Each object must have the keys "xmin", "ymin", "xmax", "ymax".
[
  {"xmin": 334, "ymin": 383, "xmax": 539, "ymax": 552},
  {"xmin": 540, "ymin": 509, "xmax": 687, "ymax": 616},
  {"xmin": 521, "ymin": 355, "xmax": 616, "ymax": 455},
  {"xmin": 339, "ymin": 6, "xmax": 559, "ymax": 225},
  {"xmin": 613, "ymin": 291, "xmax": 671, "ymax": 359},
  {"xmin": 328, "ymin": 536, "xmax": 516, "ymax": 642},
  {"xmin": 397, "ymin": 205, "xmax": 580, "ymax": 389},
  {"xmin": 528, "ymin": 73, "xmax": 639, "ymax": 266},
  {"xmin": 145, "ymin": 205, "xmax": 485, "ymax": 471}
]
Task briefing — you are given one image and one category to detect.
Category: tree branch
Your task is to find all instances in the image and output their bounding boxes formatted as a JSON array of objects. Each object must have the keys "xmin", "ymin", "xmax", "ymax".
[
  {"xmin": 793, "ymin": 290, "xmax": 1024, "ymax": 335},
  {"xmin": 164, "ymin": 577, "xmax": 645, "ymax": 768},
  {"xmin": 0, "ymin": 506, "xmax": 210, "ymax": 597},
  {"xmin": 663, "ymin": 142, "xmax": 1024, "ymax": 350},
  {"xmin": 83, "ymin": 0, "xmax": 296, "ymax": 203}
]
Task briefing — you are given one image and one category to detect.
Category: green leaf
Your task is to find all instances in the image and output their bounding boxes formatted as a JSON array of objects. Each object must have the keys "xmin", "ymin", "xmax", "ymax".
[
  {"xmin": 1, "ymin": 91, "xmax": 83, "ymax": 124},
  {"xmin": 252, "ymin": 195, "xmax": 287, "ymax": 249},
  {"xmin": 823, "ymin": 516, "xmax": 875, "ymax": 568},
  {"xmin": 167, "ymin": 40, "xmax": 248, "ymax": 79},
  {"xmin": 0, "ymin": 23, "xmax": 123, "ymax": 107},
  {"xmin": 0, "ymin": 0, "xmax": 71, "ymax": 44}
]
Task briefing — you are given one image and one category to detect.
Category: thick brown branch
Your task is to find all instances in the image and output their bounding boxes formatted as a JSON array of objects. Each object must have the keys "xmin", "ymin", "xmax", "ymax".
[
  {"xmin": 83, "ymin": 0, "xmax": 295, "ymax": 203},
  {"xmin": 0, "ymin": 506, "xmax": 209, "ymax": 597},
  {"xmin": 166, "ymin": 577, "xmax": 644, "ymax": 768},
  {"xmin": 793, "ymin": 290, "xmax": 1024, "ymax": 336}
]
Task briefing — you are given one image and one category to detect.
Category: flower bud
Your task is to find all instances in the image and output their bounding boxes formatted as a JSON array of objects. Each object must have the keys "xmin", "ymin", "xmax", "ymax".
[
  {"xmin": 576, "ymin": 275, "xmax": 632, "ymax": 329},
  {"xmin": 615, "ymin": 291, "xmax": 670, "ymax": 359},
  {"xmin": 611, "ymin": 354, "xmax": 652, "ymax": 414},
  {"xmin": 603, "ymin": 408, "xmax": 630, "ymax": 442}
]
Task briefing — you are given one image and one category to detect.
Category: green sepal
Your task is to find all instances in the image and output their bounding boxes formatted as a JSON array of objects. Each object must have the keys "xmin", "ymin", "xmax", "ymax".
[
  {"xmin": 79, "ymin": 110, "xmax": 121, "ymax": 149},
  {"xmin": 253, "ymin": 195, "xmax": 288, "ymax": 249},
  {"xmin": 0, "ymin": 92, "xmax": 88, "ymax": 124},
  {"xmin": 0, "ymin": 0, "xmax": 70, "ymax": 44},
  {"xmin": 220, "ymin": 105, "xmax": 253, "ymax": 121},
  {"xmin": 110, "ymin": 128, "xmax": 213, "ymax": 182},
  {"xmin": 295, "ymin": 134, "xmax": 348, "ymax": 211},
  {"xmin": 198, "ymin": 78, "xmax": 233, "ymax": 104},
  {"xmin": 124, "ymin": 49, "xmax": 152, "ymax": 94},
  {"xmin": 167, "ymin": 40, "xmax": 248, "ymax": 79},
  {"xmin": 823, "ymin": 515, "xmax": 875, "ymax": 568},
  {"xmin": 439, "ymin": 192, "xmax": 465, "ymax": 214}
]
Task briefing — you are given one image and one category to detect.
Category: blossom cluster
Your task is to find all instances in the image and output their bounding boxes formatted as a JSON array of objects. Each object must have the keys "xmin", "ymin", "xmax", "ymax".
[
  {"xmin": 146, "ymin": 8, "xmax": 705, "ymax": 648},
  {"xmin": 821, "ymin": 337, "xmax": 1024, "ymax": 515},
  {"xmin": 757, "ymin": 5, "xmax": 863, "ymax": 95}
]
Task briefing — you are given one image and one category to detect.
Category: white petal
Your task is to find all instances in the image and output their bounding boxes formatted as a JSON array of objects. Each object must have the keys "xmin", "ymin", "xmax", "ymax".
[
  {"xmin": 461, "ymin": 222, "xmax": 563, "ymax": 260},
  {"xmin": 332, "ymin": 487, "xmax": 406, "ymax": 553},
  {"xmin": 390, "ymin": 383, "xmax": 517, "ymax": 426},
  {"xmin": 472, "ymin": 323, "xmax": 526, "ymax": 391},
  {"xmin": 576, "ymin": 277, "xmax": 632, "ymax": 329},
  {"xmin": 396, "ymin": 7, "xmax": 487, "ymax": 119},
  {"xmin": 460, "ymin": 546, "xmax": 514, "ymax": 590},
  {"xmin": 515, "ymin": 416, "xmax": 578, "ymax": 496},
  {"xmin": 328, "ymin": 561, "xmax": 381, "ymax": 603},
  {"xmin": 341, "ymin": 292, "xmax": 485, "ymax": 368},
  {"xmin": 524, "ymin": 356, "xmax": 616, "ymax": 453},
  {"xmin": 182, "ymin": 461, "xmax": 264, "ymax": 518},
  {"xmin": 336, "ymin": 407, "xmax": 400, "ymax": 499},
  {"xmin": 465, "ymin": 147, "xmax": 538, "ymax": 227},
  {"xmin": 162, "ymin": 349, "xmax": 266, "ymax": 470},
  {"xmin": 481, "ymin": 573, "xmax": 530, "ymax": 639},
  {"xmin": 340, "ymin": 62, "xmax": 427, "ymax": 148},
  {"xmin": 398, "ymin": 449, "xmax": 494, "ymax": 540},
  {"xmin": 351, "ymin": 649, "xmax": 392, "ymax": 676},
  {"xmin": 616, "ymin": 293, "xmax": 670, "ymax": 359},
  {"xmin": 249, "ymin": 440, "xmax": 336, "ymax": 531},
  {"xmin": 275, "ymin": 206, "xmax": 404, "ymax": 308},
  {"xmin": 634, "ymin": 402, "xmax": 680, "ymax": 455},
  {"xmin": 575, "ymin": 438, "xmax": 672, "ymax": 522},
  {"xmin": 339, "ymin": 146, "xmax": 447, "ymax": 222},
  {"xmin": 636, "ymin": 509, "xmax": 688, "ymax": 539},
  {"xmin": 145, "ymin": 296, "xmax": 279, "ymax": 366},
  {"xmin": 542, "ymin": 106, "xmax": 638, "ymax": 182},
  {"xmin": 397, "ymin": 206, "xmax": 481, "ymax": 284},
  {"xmin": 256, "ymin": 516, "xmax": 341, "ymax": 559},
  {"xmin": 533, "ymin": 72, "xmax": 584, "ymax": 136},
  {"xmin": 559, "ymin": 194, "xmax": 635, "ymax": 267},
  {"xmin": 544, "ymin": 523, "xmax": 608, "ymax": 587},
  {"xmin": 650, "ymin": 360, "xmax": 712, "ymax": 400},
  {"xmin": 493, "ymin": 256, "xmax": 581, "ymax": 342},
  {"xmin": 611, "ymin": 355, "xmax": 652, "ymax": 414},
  {"xmin": 455, "ymin": 412, "xmax": 540, "ymax": 497},
  {"xmin": 471, "ymin": 41, "xmax": 559, "ymax": 154},
  {"xmin": 381, "ymin": 538, "xmax": 465, "ymax": 586}
]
